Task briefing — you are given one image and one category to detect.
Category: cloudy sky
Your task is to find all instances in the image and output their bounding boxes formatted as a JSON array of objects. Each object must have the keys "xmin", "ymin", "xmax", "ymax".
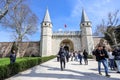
[{"xmin": 0, "ymin": 0, "xmax": 120, "ymax": 42}]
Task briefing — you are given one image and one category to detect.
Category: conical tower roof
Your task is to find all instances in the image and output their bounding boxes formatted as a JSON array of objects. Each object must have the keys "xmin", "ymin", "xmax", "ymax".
[
  {"xmin": 81, "ymin": 9, "xmax": 90, "ymax": 23},
  {"xmin": 43, "ymin": 8, "xmax": 51, "ymax": 22}
]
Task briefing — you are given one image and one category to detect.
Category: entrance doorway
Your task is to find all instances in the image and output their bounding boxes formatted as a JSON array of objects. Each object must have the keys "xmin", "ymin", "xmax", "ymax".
[
  {"xmin": 60, "ymin": 39, "xmax": 74, "ymax": 52},
  {"xmin": 64, "ymin": 45, "xmax": 69, "ymax": 51}
]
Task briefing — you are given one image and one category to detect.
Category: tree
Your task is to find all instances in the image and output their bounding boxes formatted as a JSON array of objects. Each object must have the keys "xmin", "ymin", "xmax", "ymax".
[
  {"xmin": 114, "ymin": 25, "xmax": 120, "ymax": 43},
  {"xmin": 94, "ymin": 10, "xmax": 120, "ymax": 47},
  {"xmin": 0, "ymin": 0, "xmax": 23, "ymax": 20},
  {"xmin": 104, "ymin": 27, "xmax": 115, "ymax": 46},
  {"xmin": 103, "ymin": 25, "xmax": 120, "ymax": 46},
  {"xmin": 1, "ymin": 4, "xmax": 38, "ymax": 42},
  {"xmin": 0, "ymin": 2, "xmax": 38, "ymax": 57}
]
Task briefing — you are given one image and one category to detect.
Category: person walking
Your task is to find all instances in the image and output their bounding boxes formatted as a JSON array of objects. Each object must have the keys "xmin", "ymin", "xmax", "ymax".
[
  {"xmin": 112, "ymin": 48, "xmax": 120, "ymax": 73},
  {"xmin": 64, "ymin": 50, "xmax": 69, "ymax": 62},
  {"xmin": 74, "ymin": 51, "xmax": 78, "ymax": 61},
  {"xmin": 102, "ymin": 46, "xmax": 109, "ymax": 69},
  {"xmin": 83, "ymin": 49, "xmax": 88, "ymax": 65},
  {"xmin": 57, "ymin": 54, "xmax": 60, "ymax": 62},
  {"xmin": 78, "ymin": 51, "xmax": 82, "ymax": 65},
  {"xmin": 70, "ymin": 51, "xmax": 74, "ymax": 61},
  {"xmin": 94, "ymin": 45, "xmax": 110, "ymax": 77},
  {"xmin": 10, "ymin": 50, "xmax": 16, "ymax": 64},
  {"xmin": 58, "ymin": 46, "xmax": 66, "ymax": 71},
  {"xmin": 107, "ymin": 49, "xmax": 115, "ymax": 70}
]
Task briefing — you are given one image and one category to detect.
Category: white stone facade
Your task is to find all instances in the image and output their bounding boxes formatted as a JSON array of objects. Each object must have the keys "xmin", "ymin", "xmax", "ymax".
[
  {"xmin": 52, "ymin": 31, "xmax": 82, "ymax": 55},
  {"xmin": 40, "ymin": 9, "xmax": 98, "ymax": 56}
]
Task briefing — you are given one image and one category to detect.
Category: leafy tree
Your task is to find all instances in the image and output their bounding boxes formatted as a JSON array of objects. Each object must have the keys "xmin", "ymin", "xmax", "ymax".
[
  {"xmin": 104, "ymin": 27, "xmax": 115, "ymax": 46},
  {"xmin": 104, "ymin": 25, "xmax": 120, "ymax": 46},
  {"xmin": 115, "ymin": 25, "xmax": 120, "ymax": 43}
]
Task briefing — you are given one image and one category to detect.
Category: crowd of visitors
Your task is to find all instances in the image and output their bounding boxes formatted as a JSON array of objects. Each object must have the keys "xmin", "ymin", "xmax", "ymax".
[
  {"xmin": 92, "ymin": 45, "xmax": 120, "ymax": 77},
  {"xmin": 57, "ymin": 46, "xmax": 88, "ymax": 71},
  {"xmin": 57, "ymin": 45, "xmax": 120, "ymax": 77}
]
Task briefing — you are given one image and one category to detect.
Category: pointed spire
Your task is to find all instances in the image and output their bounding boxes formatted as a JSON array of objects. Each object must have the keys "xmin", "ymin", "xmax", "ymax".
[
  {"xmin": 81, "ymin": 9, "xmax": 90, "ymax": 23},
  {"xmin": 43, "ymin": 8, "xmax": 51, "ymax": 22}
]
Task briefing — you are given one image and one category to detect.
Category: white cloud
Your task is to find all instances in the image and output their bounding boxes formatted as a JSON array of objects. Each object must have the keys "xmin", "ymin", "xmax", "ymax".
[
  {"xmin": 71, "ymin": 0, "xmax": 83, "ymax": 17},
  {"xmin": 70, "ymin": 0, "xmax": 118, "ymax": 33},
  {"xmin": 70, "ymin": 0, "xmax": 109, "ymax": 17},
  {"xmin": 58, "ymin": 28, "xmax": 63, "ymax": 31}
]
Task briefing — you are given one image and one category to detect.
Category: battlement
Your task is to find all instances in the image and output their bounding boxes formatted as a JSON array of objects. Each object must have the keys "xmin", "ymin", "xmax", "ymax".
[{"xmin": 52, "ymin": 31, "xmax": 81, "ymax": 36}]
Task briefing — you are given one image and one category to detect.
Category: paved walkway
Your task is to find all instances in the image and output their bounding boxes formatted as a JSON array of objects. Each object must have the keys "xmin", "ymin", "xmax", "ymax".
[{"xmin": 6, "ymin": 58, "xmax": 120, "ymax": 80}]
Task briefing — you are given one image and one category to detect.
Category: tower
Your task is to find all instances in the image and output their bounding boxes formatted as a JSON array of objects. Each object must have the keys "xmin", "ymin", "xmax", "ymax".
[
  {"xmin": 80, "ymin": 9, "xmax": 94, "ymax": 54},
  {"xmin": 40, "ymin": 8, "xmax": 52, "ymax": 56}
]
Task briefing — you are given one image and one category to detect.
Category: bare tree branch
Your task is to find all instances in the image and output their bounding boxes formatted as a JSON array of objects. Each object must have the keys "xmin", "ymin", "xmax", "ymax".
[
  {"xmin": 0, "ymin": 2, "xmax": 38, "ymax": 57},
  {"xmin": 0, "ymin": 0, "xmax": 23, "ymax": 20},
  {"xmin": 94, "ymin": 10, "xmax": 120, "ymax": 46}
]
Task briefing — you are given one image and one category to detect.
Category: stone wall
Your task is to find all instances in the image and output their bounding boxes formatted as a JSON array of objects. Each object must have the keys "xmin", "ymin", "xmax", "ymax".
[{"xmin": 0, "ymin": 42, "xmax": 40, "ymax": 57}]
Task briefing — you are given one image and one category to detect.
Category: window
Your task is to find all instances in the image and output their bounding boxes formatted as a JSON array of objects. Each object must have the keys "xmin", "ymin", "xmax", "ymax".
[
  {"xmin": 45, "ymin": 23, "xmax": 46, "ymax": 25},
  {"xmin": 82, "ymin": 23, "xmax": 84, "ymax": 26},
  {"xmin": 87, "ymin": 22, "xmax": 89, "ymax": 25}
]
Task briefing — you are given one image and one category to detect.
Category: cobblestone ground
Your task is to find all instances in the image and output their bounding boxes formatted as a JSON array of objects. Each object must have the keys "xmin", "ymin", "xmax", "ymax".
[{"xmin": 6, "ymin": 58, "xmax": 120, "ymax": 80}]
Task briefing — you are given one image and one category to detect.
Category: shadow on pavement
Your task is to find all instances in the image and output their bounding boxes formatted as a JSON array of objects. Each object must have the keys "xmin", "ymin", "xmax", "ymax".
[
  {"xmin": 90, "ymin": 68, "xmax": 118, "ymax": 74},
  {"xmin": 13, "ymin": 64, "xmax": 120, "ymax": 80}
]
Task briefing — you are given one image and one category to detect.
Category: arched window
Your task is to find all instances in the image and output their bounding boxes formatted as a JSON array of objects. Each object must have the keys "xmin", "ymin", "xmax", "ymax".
[
  {"xmin": 82, "ymin": 23, "xmax": 84, "ymax": 26},
  {"xmin": 45, "ymin": 23, "xmax": 46, "ymax": 25}
]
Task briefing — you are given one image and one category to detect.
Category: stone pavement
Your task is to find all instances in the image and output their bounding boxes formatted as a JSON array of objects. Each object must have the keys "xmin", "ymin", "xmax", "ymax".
[{"xmin": 6, "ymin": 58, "xmax": 120, "ymax": 80}]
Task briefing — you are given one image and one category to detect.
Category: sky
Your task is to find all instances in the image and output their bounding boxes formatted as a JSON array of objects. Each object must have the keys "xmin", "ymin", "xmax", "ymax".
[{"xmin": 0, "ymin": 0, "xmax": 120, "ymax": 42}]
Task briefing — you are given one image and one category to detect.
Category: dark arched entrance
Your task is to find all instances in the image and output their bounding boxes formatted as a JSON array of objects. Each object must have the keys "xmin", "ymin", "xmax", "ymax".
[
  {"xmin": 60, "ymin": 39, "xmax": 74, "ymax": 52},
  {"xmin": 64, "ymin": 45, "xmax": 69, "ymax": 51}
]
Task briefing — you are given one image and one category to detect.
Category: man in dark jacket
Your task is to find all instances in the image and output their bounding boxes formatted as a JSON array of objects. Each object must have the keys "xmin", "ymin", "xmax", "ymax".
[
  {"xmin": 102, "ymin": 46, "xmax": 109, "ymax": 58},
  {"xmin": 83, "ymin": 49, "xmax": 88, "ymax": 65},
  {"xmin": 102, "ymin": 46, "xmax": 109, "ymax": 70},
  {"xmin": 78, "ymin": 51, "xmax": 82, "ymax": 65},
  {"xmin": 94, "ymin": 45, "xmax": 110, "ymax": 77},
  {"xmin": 112, "ymin": 48, "xmax": 120, "ymax": 73},
  {"xmin": 64, "ymin": 50, "xmax": 69, "ymax": 62},
  {"xmin": 10, "ymin": 50, "xmax": 16, "ymax": 64},
  {"xmin": 58, "ymin": 46, "xmax": 66, "ymax": 71}
]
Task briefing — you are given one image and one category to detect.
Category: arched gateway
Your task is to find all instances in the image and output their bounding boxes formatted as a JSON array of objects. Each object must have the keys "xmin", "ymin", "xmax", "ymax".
[
  {"xmin": 60, "ymin": 39, "xmax": 74, "ymax": 52},
  {"xmin": 40, "ymin": 8, "xmax": 94, "ymax": 56},
  {"xmin": 51, "ymin": 31, "xmax": 82, "ymax": 55}
]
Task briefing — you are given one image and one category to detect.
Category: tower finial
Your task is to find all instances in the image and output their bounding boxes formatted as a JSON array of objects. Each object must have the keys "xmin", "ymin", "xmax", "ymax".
[
  {"xmin": 43, "ymin": 8, "xmax": 51, "ymax": 22},
  {"xmin": 81, "ymin": 9, "xmax": 90, "ymax": 23}
]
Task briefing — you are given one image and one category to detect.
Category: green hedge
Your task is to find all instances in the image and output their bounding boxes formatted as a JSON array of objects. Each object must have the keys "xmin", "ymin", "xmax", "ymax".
[
  {"xmin": 88, "ymin": 55, "xmax": 93, "ymax": 59},
  {"xmin": 41, "ymin": 55, "xmax": 56, "ymax": 63},
  {"xmin": 0, "ymin": 55, "xmax": 55, "ymax": 80}
]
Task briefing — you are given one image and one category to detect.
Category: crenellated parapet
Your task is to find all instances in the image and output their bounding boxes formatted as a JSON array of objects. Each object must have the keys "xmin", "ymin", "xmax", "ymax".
[{"xmin": 52, "ymin": 31, "xmax": 81, "ymax": 36}]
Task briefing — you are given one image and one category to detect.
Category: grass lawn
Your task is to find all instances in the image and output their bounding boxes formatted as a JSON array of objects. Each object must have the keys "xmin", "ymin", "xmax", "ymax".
[
  {"xmin": 0, "ymin": 57, "xmax": 41, "ymax": 66},
  {"xmin": 0, "ymin": 58, "xmax": 10, "ymax": 65}
]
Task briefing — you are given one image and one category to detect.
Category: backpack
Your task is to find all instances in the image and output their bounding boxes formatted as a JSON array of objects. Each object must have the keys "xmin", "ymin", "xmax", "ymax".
[{"xmin": 60, "ymin": 52, "xmax": 65, "ymax": 59}]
